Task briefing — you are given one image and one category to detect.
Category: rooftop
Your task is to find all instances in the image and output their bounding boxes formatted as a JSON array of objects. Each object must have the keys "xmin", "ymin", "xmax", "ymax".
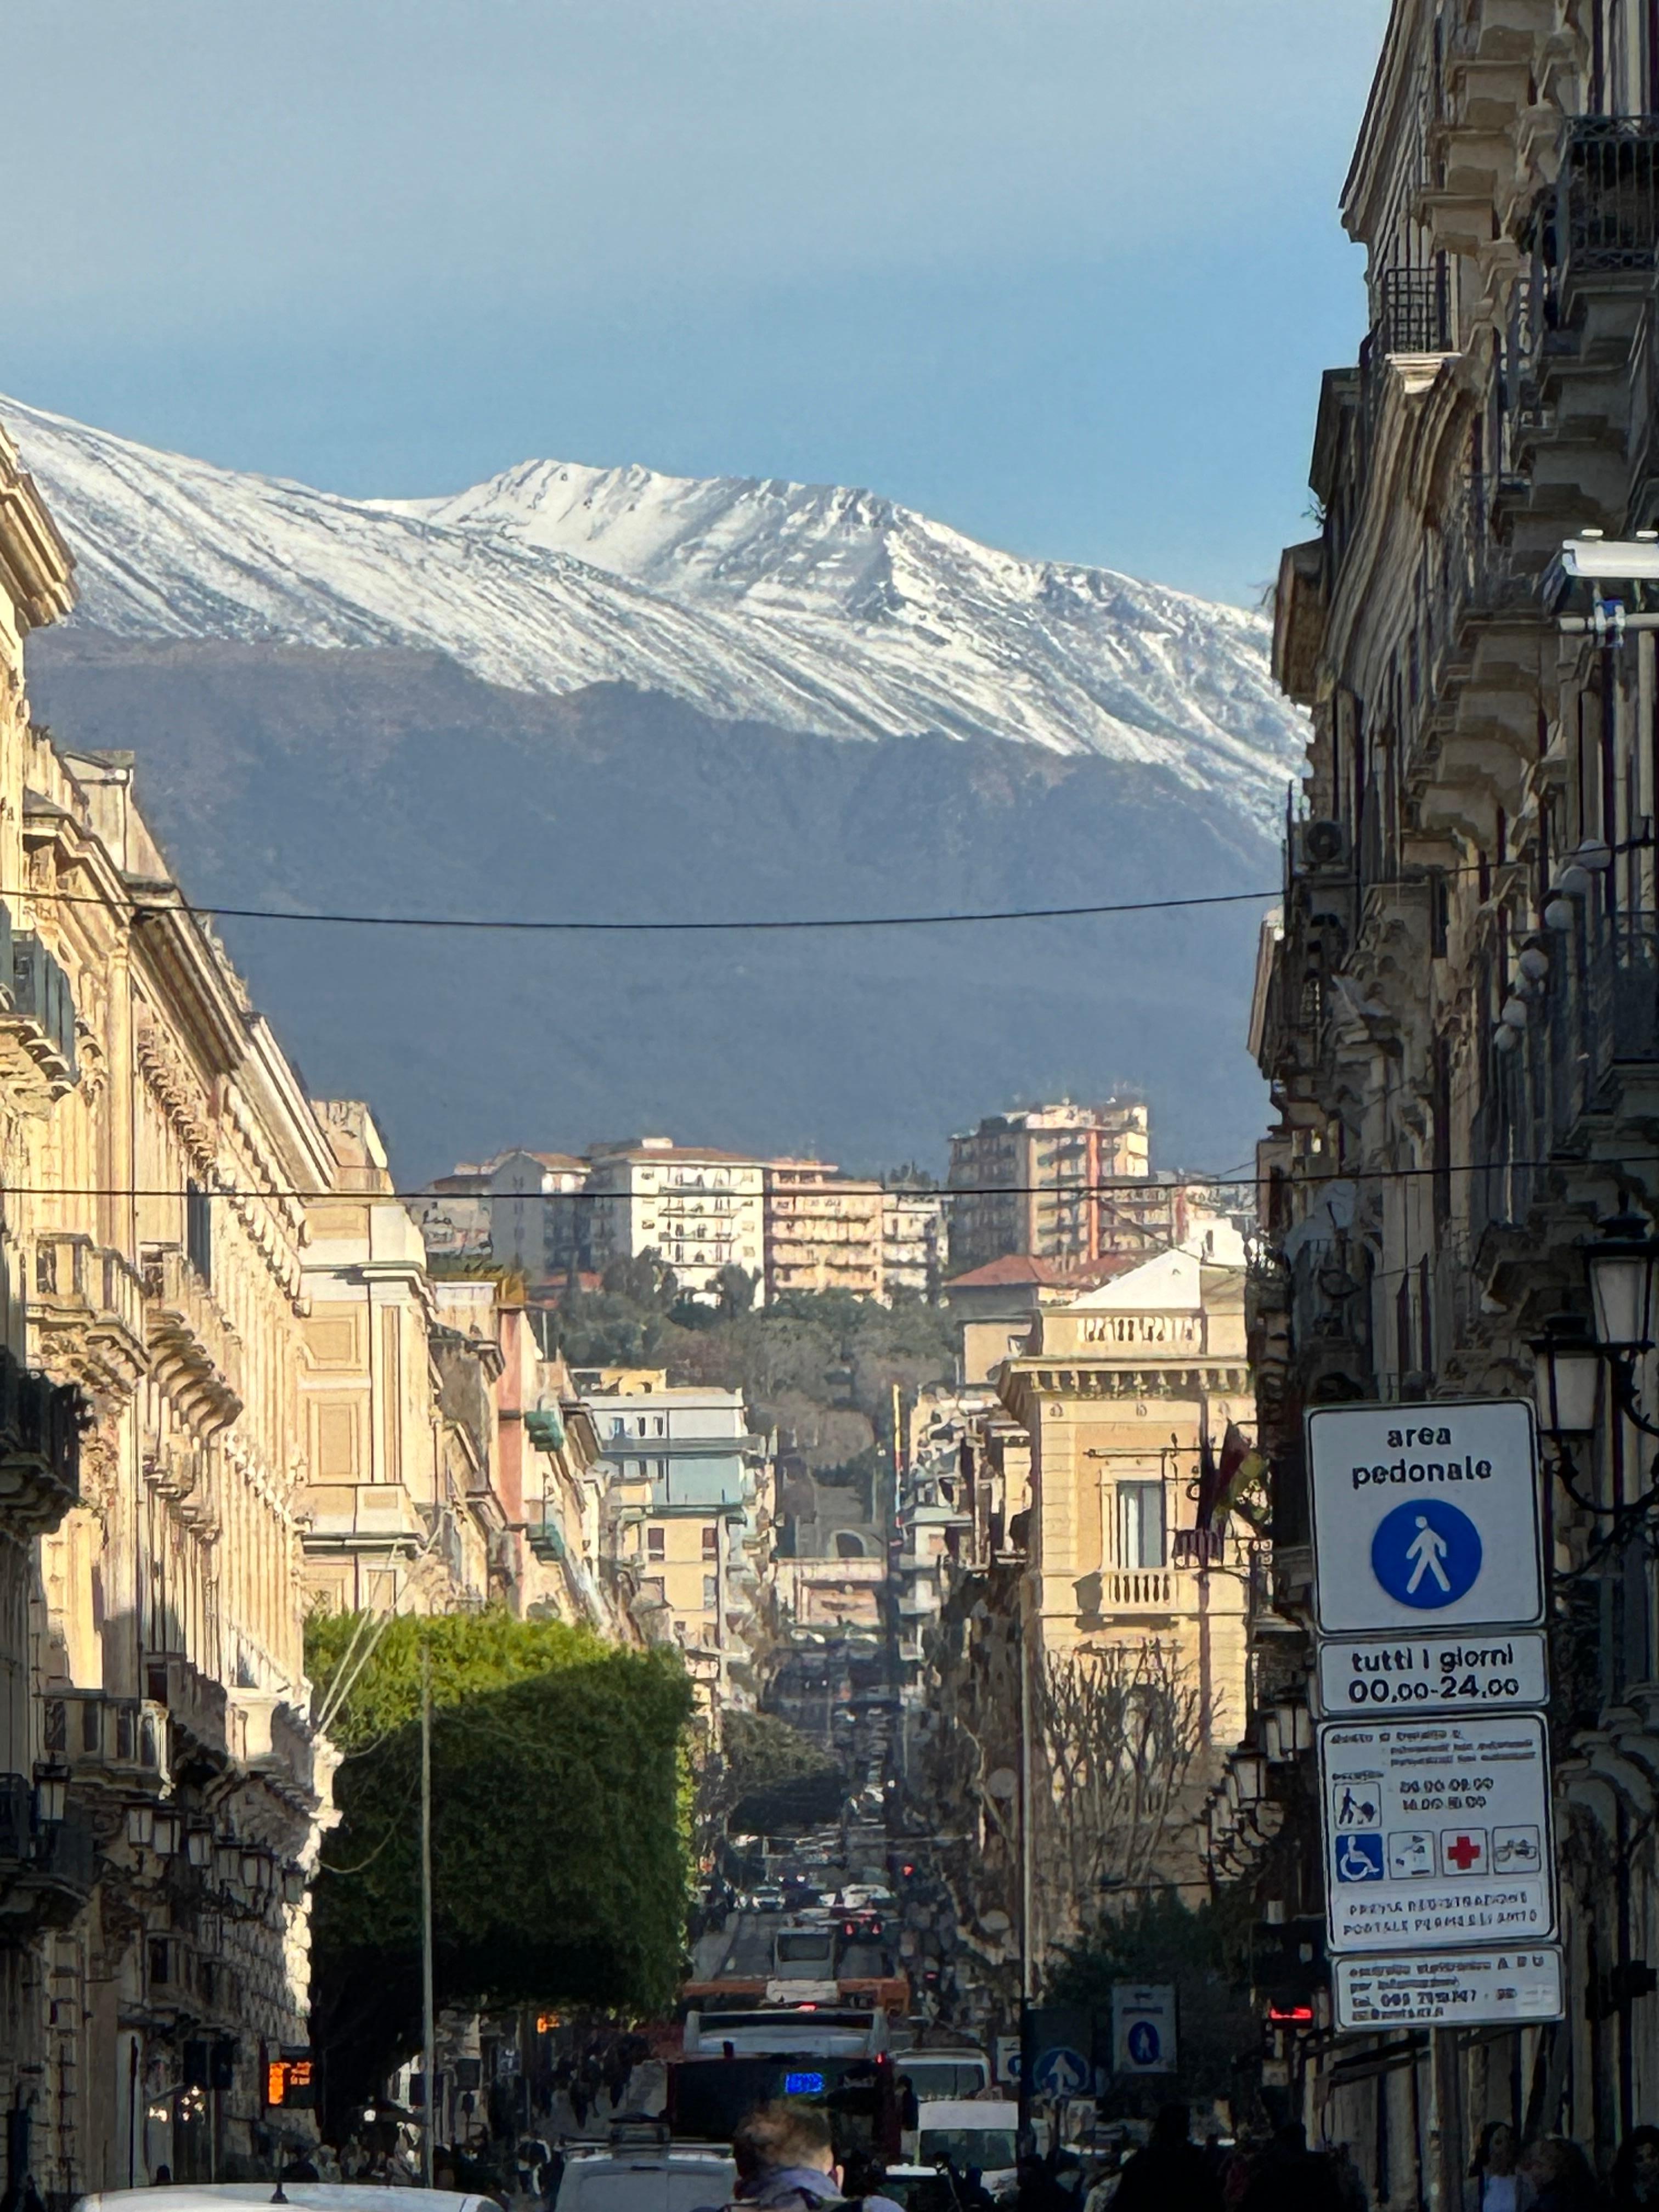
[{"xmin": 944, "ymin": 1255, "xmax": 1075, "ymax": 1290}]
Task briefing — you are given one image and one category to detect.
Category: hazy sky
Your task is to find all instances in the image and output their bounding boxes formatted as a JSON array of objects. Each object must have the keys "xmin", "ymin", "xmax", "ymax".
[{"xmin": 3, "ymin": 1, "xmax": 1389, "ymax": 606}]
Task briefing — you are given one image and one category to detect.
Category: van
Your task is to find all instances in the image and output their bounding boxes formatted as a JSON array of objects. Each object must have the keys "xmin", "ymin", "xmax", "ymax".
[
  {"xmin": 898, "ymin": 2051, "xmax": 991, "ymax": 2103},
  {"xmin": 554, "ymin": 2145, "xmax": 736, "ymax": 2212},
  {"xmin": 78, "ymin": 2191, "xmax": 493, "ymax": 2212},
  {"xmin": 909, "ymin": 2098, "xmax": 1020, "ymax": 2194},
  {"xmin": 773, "ymin": 1925, "xmax": 838, "ymax": 1980}
]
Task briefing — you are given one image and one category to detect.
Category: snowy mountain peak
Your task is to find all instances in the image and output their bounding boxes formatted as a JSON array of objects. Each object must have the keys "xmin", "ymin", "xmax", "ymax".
[{"xmin": 2, "ymin": 392, "xmax": 1304, "ymax": 830}]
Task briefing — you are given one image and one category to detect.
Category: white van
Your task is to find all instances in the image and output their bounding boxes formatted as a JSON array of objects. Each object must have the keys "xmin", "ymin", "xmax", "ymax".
[
  {"xmin": 908, "ymin": 2098, "xmax": 1020, "ymax": 2194},
  {"xmin": 79, "ymin": 2192, "xmax": 493, "ymax": 2212},
  {"xmin": 898, "ymin": 2051, "xmax": 991, "ymax": 2102},
  {"xmin": 554, "ymin": 2144, "xmax": 736, "ymax": 2212}
]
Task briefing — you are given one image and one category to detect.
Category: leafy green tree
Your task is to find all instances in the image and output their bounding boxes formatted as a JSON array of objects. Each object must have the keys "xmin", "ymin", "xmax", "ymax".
[
  {"xmin": 308, "ymin": 1609, "xmax": 693, "ymax": 2128},
  {"xmin": 714, "ymin": 1263, "xmax": 757, "ymax": 1317}
]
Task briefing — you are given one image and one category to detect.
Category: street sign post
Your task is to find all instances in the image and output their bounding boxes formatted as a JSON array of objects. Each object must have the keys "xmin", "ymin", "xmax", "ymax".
[
  {"xmin": 1318, "ymin": 1712, "xmax": 1555, "ymax": 1954},
  {"xmin": 1334, "ymin": 1948, "xmax": 1564, "ymax": 2030},
  {"xmin": 1111, "ymin": 1983, "xmax": 1177, "ymax": 2074},
  {"xmin": 1030, "ymin": 2046, "xmax": 1092, "ymax": 2099},
  {"xmin": 1316, "ymin": 1629, "xmax": 1548, "ymax": 1719},
  {"xmin": 1307, "ymin": 1400, "xmax": 1542, "ymax": 1635}
]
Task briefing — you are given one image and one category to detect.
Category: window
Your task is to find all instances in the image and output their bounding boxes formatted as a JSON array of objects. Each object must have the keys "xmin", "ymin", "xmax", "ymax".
[
  {"xmin": 654, "ymin": 1417, "xmax": 665, "ymax": 1437},
  {"xmin": 1117, "ymin": 1483, "xmax": 1166, "ymax": 1570},
  {"xmin": 186, "ymin": 1180, "xmax": 212, "ymax": 1283},
  {"xmin": 703, "ymin": 1575, "xmax": 720, "ymax": 1611},
  {"xmin": 611, "ymin": 1417, "xmax": 626, "ymax": 1437},
  {"xmin": 646, "ymin": 1527, "xmax": 665, "ymax": 1560},
  {"xmin": 702, "ymin": 1525, "xmax": 719, "ymax": 1559}
]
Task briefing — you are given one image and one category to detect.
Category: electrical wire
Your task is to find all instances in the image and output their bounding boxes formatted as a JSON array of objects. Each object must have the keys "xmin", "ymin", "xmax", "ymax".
[
  {"xmin": 18, "ymin": 881, "xmax": 1285, "ymax": 933},
  {"xmin": 0, "ymin": 849, "xmax": 1547, "ymax": 935},
  {"xmin": 1, "ymin": 1155, "xmax": 1653, "ymax": 1202}
]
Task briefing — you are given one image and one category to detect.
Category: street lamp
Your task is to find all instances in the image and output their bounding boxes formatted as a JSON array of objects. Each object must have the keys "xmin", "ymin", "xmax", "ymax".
[
  {"xmin": 33, "ymin": 1766, "xmax": 67, "ymax": 1825},
  {"xmin": 1274, "ymin": 1697, "xmax": 1314, "ymax": 1755},
  {"xmin": 1587, "ymin": 1212, "xmax": 1659, "ymax": 1352},
  {"xmin": 1531, "ymin": 1314, "xmax": 1602, "ymax": 1442}
]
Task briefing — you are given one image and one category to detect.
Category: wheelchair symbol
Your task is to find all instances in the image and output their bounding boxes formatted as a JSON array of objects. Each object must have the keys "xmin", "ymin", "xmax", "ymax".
[{"xmin": 1336, "ymin": 1833, "xmax": 1385, "ymax": 1883}]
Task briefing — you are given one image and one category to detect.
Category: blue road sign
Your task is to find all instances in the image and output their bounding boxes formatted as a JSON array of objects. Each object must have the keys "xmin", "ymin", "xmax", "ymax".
[
  {"xmin": 1335, "ymin": 1833, "xmax": 1385, "ymax": 1883},
  {"xmin": 1126, "ymin": 2022, "xmax": 1160, "ymax": 2066},
  {"xmin": 1031, "ymin": 2046, "xmax": 1091, "ymax": 2099},
  {"xmin": 1370, "ymin": 1498, "xmax": 1482, "ymax": 1611}
]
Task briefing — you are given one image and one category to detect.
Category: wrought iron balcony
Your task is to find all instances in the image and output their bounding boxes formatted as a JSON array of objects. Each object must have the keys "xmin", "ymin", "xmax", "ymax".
[
  {"xmin": 1559, "ymin": 117, "xmax": 1659, "ymax": 279},
  {"xmin": 0, "ymin": 1775, "xmax": 97, "ymax": 1934},
  {"xmin": 0, "ymin": 1346, "xmax": 87, "ymax": 1536}
]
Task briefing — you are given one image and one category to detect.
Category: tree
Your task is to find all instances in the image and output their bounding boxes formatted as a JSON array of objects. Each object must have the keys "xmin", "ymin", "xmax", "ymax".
[
  {"xmin": 1047, "ymin": 1887, "xmax": 1259, "ymax": 2112},
  {"xmin": 714, "ymin": 1263, "xmax": 757, "ymax": 1317},
  {"xmin": 1031, "ymin": 1641, "xmax": 1207, "ymax": 1956},
  {"xmin": 307, "ymin": 1609, "xmax": 693, "ymax": 2129}
]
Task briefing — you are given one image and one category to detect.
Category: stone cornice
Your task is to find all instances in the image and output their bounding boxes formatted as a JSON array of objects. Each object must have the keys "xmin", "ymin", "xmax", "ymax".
[{"xmin": 0, "ymin": 424, "xmax": 74, "ymax": 633}]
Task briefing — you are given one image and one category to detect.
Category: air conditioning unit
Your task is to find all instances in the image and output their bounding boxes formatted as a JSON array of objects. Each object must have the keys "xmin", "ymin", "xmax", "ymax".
[{"xmin": 1295, "ymin": 819, "xmax": 1350, "ymax": 872}]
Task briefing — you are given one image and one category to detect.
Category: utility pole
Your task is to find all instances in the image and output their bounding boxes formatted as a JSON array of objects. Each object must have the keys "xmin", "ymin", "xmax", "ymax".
[{"xmin": 421, "ymin": 1638, "xmax": 436, "ymax": 2188}]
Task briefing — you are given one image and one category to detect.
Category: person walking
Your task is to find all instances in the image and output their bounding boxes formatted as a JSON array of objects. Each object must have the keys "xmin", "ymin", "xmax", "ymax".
[
  {"xmin": 1239, "ymin": 2123, "xmax": 1342, "ymax": 2212},
  {"xmin": 1525, "ymin": 2138, "xmax": 1602, "ymax": 2212},
  {"xmin": 1611, "ymin": 2128, "xmax": 1659, "ymax": 2212},
  {"xmin": 1110, "ymin": 2106, "xmax": 1222, "ymax": 2212},
  {"xmin": 1468, "ymin": 2122, "xmax": 1535, "ymax": 2212}
]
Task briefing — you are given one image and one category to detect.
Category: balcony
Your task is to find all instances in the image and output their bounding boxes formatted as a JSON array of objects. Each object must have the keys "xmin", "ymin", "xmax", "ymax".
[
  {"xmin": 0, "ymin": 1778, "xmax": 96, "ymax": 1934},
  {"xmin": 143, "ymin": 1651, "xmax": 229, "ymax": 1765},
  {"xmin": 1558, "ymin": 118, "xmax": 1659, "ymax": 282},
  {"xmin": 142, "ymin": 1244, "xmax": 244, "ymax": 1437},
  {"xmin": 0, "ymin": 911, "xmax": 77, "ymax": 1111},
  {"xmin": 43, "ymin": 1690, "xmax": 170, "ymax": 1790},
  {"xmin": 0, "ymin": 1347, "xmax": 86, "ymax": 1536},
  {"xmin": 1472, "ymin": 905, "xmax": 1659, "ymax": 1241},
  {"xmin": 33, "ymin": 1232, "xmax": 149, "ymax": 1395}
]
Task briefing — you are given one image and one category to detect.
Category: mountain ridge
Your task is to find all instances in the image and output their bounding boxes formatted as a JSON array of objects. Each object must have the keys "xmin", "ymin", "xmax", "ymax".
[{"xmin": 3, "ymin": 393, "xmax": 1304, "ymax": 834}]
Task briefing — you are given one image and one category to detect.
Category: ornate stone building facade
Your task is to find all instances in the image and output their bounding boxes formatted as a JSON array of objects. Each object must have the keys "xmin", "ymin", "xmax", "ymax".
[
  {"xmin": 1, "ymin": 423, "xmax": 340, "ymax": 2190},
  {"xmin": 1252, "ymin": 0, "xmax": 1659, "ymax": 2186}
]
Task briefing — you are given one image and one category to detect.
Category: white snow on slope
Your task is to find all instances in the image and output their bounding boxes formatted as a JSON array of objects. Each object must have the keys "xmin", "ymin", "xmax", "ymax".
[{"xmin": 4, "ymin": 396, "xmax": 1303, "ymax": 831}]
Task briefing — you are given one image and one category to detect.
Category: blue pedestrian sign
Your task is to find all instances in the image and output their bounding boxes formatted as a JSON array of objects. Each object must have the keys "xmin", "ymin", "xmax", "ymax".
[
  {"xmin": 1306, "ymin": 1399, "xmax": 1542, "ymax": 1634},
  {"xmin": 1030, "ymin": 2046, "xmax": 1091, "ymax": 2099},
  {"xmin": 1370, "ymin": 1499, "xmax": 1482, "ymax": 1610},
  {"xmin": 1112, "ymin": 1983, "xmax": 1177, "ymax": 2075}
]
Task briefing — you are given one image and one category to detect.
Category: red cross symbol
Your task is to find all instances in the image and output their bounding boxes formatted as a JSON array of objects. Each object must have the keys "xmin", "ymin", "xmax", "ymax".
[{"xmin": 1446, "ymin": 1835, "xmax": 1482, "ymax": 1871}]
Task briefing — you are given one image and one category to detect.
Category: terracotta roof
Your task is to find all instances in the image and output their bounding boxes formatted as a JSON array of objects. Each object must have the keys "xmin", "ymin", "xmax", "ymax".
[
  {"xmin": 945, "ymin": 1254, "xmax": 1075, "ymax": 1290},
  {"xmin": 1055, "ymin": 1251, "xmax": 1147, "ymax": 1290}
]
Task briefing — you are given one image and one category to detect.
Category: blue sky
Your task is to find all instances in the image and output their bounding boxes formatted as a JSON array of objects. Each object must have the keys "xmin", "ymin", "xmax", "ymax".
[{"xmin": 3, "ymin": 0, "xmax": 1389, "ymax": 606}]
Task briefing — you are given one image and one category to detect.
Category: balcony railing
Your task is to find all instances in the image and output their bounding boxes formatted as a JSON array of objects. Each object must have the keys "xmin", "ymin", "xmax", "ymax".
[
  {"xmin": 1559, "ymin": 117, "xmax": 1659, "ymax": 278},
  {"xmin": 1473, "ymin": 905, "xmax": 1659, "ymax": 1240},
  {"xmin": 0, "ymin": 1347, "xmax": 86, "ymax": 1537},
  {"xmin": 43, "ymin": 1691, "xmax": 170, "ymax": 1788}
]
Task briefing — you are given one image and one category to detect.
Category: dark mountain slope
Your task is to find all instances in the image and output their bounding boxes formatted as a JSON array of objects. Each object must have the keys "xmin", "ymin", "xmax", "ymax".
[{"xmin": 24, "ymin": 633, "xmax": 1277, "ymax": 1180}]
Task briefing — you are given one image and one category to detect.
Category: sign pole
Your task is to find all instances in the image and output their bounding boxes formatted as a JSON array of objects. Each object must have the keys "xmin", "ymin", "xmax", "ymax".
[{"xmin": 421, "ymin": 1638, "xmax": 436, "ymax": 2188}]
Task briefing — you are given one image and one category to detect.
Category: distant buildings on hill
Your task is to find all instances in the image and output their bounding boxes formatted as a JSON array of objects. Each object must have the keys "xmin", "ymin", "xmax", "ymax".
[{"xmin": 407, "ymin": 1098, "xmax": 1251, "ymax": 1314}]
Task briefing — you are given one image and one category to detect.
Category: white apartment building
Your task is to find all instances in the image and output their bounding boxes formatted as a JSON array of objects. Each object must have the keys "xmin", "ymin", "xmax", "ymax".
[
  {"xmin": 584, "ymin": 1138, "xmax": 767, "ymax": 1305},
  {"xmin": 881, "ymin": 1184, "xmax": 946, "ymax": 1302}
]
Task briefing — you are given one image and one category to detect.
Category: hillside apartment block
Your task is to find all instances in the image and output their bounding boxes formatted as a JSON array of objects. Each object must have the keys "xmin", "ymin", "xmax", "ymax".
[{"xmin": 414, "ymin": 1139, "xmax": 949, "ymax": 1307}]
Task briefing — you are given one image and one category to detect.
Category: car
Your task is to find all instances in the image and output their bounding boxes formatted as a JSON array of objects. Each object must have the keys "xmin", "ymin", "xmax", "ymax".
[
  {"xmin": 554, "ymin": 2143, "xmax": 737, "ymax": 2212},
  {"xmin": 749, "ymin": 1883, "xmax": 786, "ymax": 1912}
]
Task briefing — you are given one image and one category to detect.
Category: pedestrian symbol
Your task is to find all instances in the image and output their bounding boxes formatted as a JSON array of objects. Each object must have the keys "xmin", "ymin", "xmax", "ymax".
[
  {"xmin": 1336, "ymin": 1833, "xmax": 1385, "ymax": 1883},
  {"xmin": 1370, "ymin": 1499, "xmax": 1482, "ymax": 1610},
  {"xmin": 1126, "ymin": 2022, "xmax": 1160, "ymax": 2066}
]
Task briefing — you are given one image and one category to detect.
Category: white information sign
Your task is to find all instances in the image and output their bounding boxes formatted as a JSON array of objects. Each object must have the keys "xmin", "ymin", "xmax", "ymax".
[
  {"xmin": 1317, "ymin": 1630, "xmax": 1549, "ymax": 1719},
  {"xmin": 1307, "ymin": 1399, "xmax": 1542, "ymax": 1635},
  {"xmin": 1111, "ymin": 1983, "xmax": 1177, "ymax": 2074},
  {"xmin": 1318, "ymin": 1713, "xmax": 1555, "ymax": 1955},
  {"xmin": 1335, "ymin": 1948, "xmax": 1564, "ymax": 2030}
]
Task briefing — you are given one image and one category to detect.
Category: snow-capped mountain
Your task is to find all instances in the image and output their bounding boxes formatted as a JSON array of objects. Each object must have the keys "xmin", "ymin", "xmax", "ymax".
[{"xmin": 3, "ymin": 396, "xmax": 1301, "ymax": 831}]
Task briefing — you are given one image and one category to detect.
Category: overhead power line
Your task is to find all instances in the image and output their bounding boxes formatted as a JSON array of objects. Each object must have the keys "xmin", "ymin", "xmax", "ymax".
[
  {"xmin": 17, "ymin": 883, "xmax": 1285, "ymax": 933},
  {"xmin": 6, "ymin": 1154, "xmax": 1656, "ymax": 1203}
]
